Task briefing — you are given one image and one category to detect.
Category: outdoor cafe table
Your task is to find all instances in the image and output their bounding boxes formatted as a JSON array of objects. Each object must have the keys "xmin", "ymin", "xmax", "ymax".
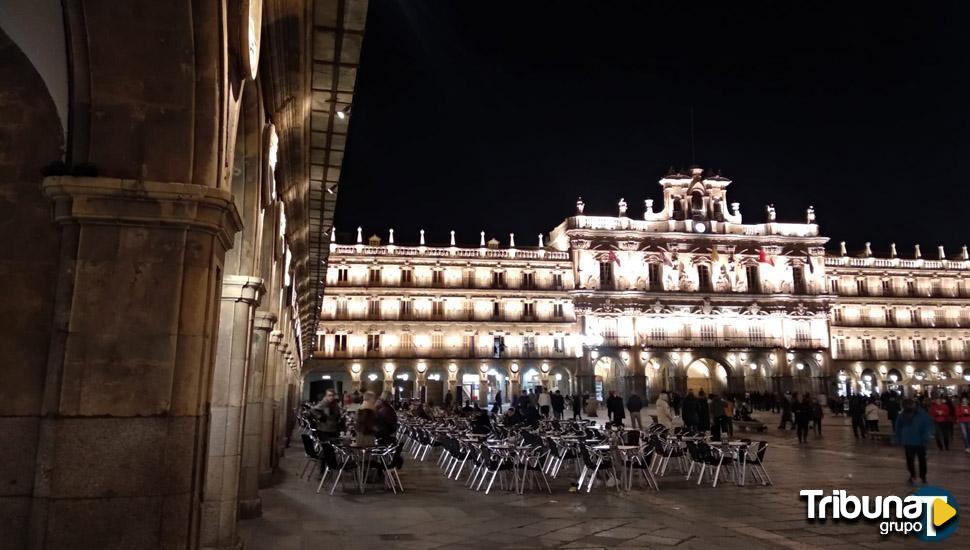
[
  {"xmin": 592, "ymin": 444, "xmax": 642, "ymax": 490},
  {"xmin": 339, "ymin": 443, "xmax": 383, "ymax": 494}
]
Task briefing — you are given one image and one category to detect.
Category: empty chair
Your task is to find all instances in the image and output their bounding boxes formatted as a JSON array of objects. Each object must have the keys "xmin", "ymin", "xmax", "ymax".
[
  {"xmin": 299, "ymin": 433, "xmax": 321, "ymax": 480},
  {"xmin": 577, "ymin": 445, "xmax": 620, "ymax": 493},
  {"xmin": 316, "ymin": 443, "xmax": 358, "ymax": 495}
]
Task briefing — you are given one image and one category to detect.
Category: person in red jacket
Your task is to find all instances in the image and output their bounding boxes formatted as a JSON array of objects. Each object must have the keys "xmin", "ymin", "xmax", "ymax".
[
  {"xmin": 927, "ymin": 396, "xmax": 952, "ymax": 451},
  {"xmin": 956, "ymin": 396, "xmax": 970, "ymax": 453}
]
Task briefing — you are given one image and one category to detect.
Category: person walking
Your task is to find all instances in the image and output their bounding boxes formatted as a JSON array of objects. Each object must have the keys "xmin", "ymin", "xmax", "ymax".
[
  {"xmin": 886, "ymin": 394, "xmax": 901, "ymax": 432},
  {"xmin": 895, "ymin": 398, "xmax": 934, "ymax": 484},
  {"xmin": 656, "ymin": 392, "xmax": 675, "ymax": 429},
  {"xmin": 492, "ymin": 390, "xmax": 503, "ymax": 415},
  {"xmin": 537, "ymin": 387, "xmax": 551, "ymax": 418},
  {"xmin": 865, "ymin": 398, "xmax": 881, "ymax": 433},
  {"xmin": 697, "ymin": 390, "xmax": 711, "ymax": 434},
  {"xmin": 709, "ymin": 394, "xmax": 726, "ymax": 441},
  {"xmin": 848, "ymin": 394, "xmax": 867, "ymax": 439},
  {"xmin": 626, "ymin": 393, "xmax": 644, "ymax": 430},
  {"xmin": 606, "ymin": 391, "xmax": 625, "ymax": 427},
  {"xmin": 551, "ymin": 390, "xmax": 565, "ymax": 420},
  {"xmin": 572, "ymin": 393, "xmax": 582, "ymax": 419},
  {"xmin": 777, "ymin": 393, "xmax": 793, "ymax": 430},
  {"xmin": 682, "ymin": 391, "xmax": 699, "ymax": 432},
  {"xmin": 793, "ymin": 393, "xmax": 812, "ymax": 444},
  {"xmin": 928, "ymin": 396, "xmax": 953, "ymax": 451},
  {"xmin": 312, "ymin": 389, "xmax": 343, "ymax": 441},
  {"xmin": 810, "ymin": 396, "xmax": 824, "ymax": 437},
  {"xmin": 956, "ymin": 397, "xmax": 970, "ymax": 453}
]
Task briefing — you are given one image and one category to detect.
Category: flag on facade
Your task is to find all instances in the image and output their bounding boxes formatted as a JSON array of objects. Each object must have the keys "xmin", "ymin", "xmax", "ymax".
[
  {"xmin": 662, "ymin": 249, "xmax": 673, "ymax": 267},
  {"xmin": 806, "ymin": 253, "xmax": 815, "ymax": 274},
  {"xmin": 758, "ymin": 248, "xmax": 775, "ymax": 266},
  {"xmin": 607, "ymin": 250, "xmax": 621, "ymax": 266}
]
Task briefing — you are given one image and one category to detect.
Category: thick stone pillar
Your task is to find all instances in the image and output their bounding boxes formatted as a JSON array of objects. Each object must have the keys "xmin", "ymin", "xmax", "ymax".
[
  {"xmin": 625, "ymin": 351, "xmax": 647, "ymax": 399},
  {"xmin": 258, "ymin": 331, "xmax": 282, "ymax": 486},
  {"xmin": 238, "ymin": 311, "xmax": 275, "ymax": 519},
  {"xmin": 33, "ymin": 177, "xmax": 241, "ymax": 550},
  {"xmin": 575, "ymin": 374, "xmax": 596, "ymax": 397},
  {"xmin": 273, "ymin": 343, "xmax": 290, "ymax": 465},
  {"xmin": 202, "ymin": 275, "xmax": 263, "ymax": 550}
]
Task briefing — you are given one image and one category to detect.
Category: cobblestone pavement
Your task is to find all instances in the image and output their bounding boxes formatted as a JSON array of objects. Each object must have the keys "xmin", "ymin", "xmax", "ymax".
[{"xmin": 240, "ymin": 411, "xmax": 970, "ymax": 549}]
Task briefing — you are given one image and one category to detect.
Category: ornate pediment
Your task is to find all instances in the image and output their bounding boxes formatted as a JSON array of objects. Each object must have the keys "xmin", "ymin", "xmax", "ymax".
[
  {"xmin": 570, "ymin": 239, "xmax": 592, "ymax": 250},
  {"xmin": 617, "ymin": 240, "xmax": 640, "ymax": 251},
  {"xmin": 742, "ymin": 302, "xmax": 766, "ymax": 316}
]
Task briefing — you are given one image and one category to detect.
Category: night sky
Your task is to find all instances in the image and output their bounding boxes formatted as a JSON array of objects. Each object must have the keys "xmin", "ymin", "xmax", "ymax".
[{"xmin": 336, "ymin": 1, "xmax": 970, "ymax": 255}]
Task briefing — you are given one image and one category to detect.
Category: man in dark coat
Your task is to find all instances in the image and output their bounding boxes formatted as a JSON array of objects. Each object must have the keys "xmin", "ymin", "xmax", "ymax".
[
  {"xmin": 682, "ymin": 391, "xmax": 699, "ymax": 431},
  {"xmin": 606, "ymin": 391, "xmax": 626, "ymax": 427},
  {"xmin": 551, "ymin": 390, "xmax": 565, "ymax": 420},
  {"xmin": 572, "ymin": 393, "xmax": 582, "ymax": 419}
]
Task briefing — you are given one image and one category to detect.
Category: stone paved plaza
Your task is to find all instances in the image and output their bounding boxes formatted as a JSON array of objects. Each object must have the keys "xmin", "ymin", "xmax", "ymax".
[{"xmin": 239, "ymin": 412, "xmax": 970, "ymax": 549}]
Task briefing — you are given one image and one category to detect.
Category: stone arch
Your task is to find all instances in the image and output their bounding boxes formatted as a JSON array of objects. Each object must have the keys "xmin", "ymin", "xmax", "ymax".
[
  {"xmin": 592, "ymin": 353, "xmax": 626, "ymax": 402},
  {"xmin": 548, "ymin": 365, "xmax": 574, "ymax": 394},
  {"xmin": 683, "ymin": 355, "xmax": 734, "ymax": 396},
  {"xmin": 0, "ymin": 27, "xmax": 65, "ymax": 550}
]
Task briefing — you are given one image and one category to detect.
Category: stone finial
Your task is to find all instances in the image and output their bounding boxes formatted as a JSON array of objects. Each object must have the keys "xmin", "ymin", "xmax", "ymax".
[
  {"xmin": 330, "ymin": 226, "xmax": 336, "ymax": 243},
  {"xmin": 962, "ymin": 245, "xmax": 969, "ymax": 261},
  {"xmin": 419, "ymin": 229, "xmax": 425, "ymax": 246},
  {"xmin": 618, "ymin": 198, "xmax": 628, "ymax": 217},
  {"xmin": 766, "ymin": 204, "xmax": 776, "ymax": 222},
  {"xmin": 914, "ymin": 244, "xmax": 921, "ymax": 259},
  {"xmin": 356, "ymin": 226, "xmax": 362, "ymax": 243},
  {"xmin": 731, "ymin": 202, "xmax": 740, "ymax": 216},
  {"xmin": 538, "ymin": 233, "xmax": 544, "ymax": 247},
  {"xmin": 839, "ymin": 241, "xmax": 847, "ymax": 256},
  {"xmin": 644, "ymin": 198, "xmax": 654, "ymax": 215},
  {"xmin": 388, "ymin": 228, "xmax": 394, "ymax": 244},
  {"xmin": 450, "ymin": 230, "xmax": 456, "ymax": 246},
  {"xmin": 509, "ymin": 233, "xmax": 515, "ymax": 248},
  {"xmin": 576, "ymin": 197, "xmax": 585, "ymax": 214},
  {"xmin": 806, "ymin": 205, "xmax": 816, "ymax": 224},
  {"xmin": 480, "ymin": 231, "xmax": 485, "ymax": 247},
  {"xmin": 890, "ymin": 242, "xmax": 897, "ymax": 258},
  {"xmin": 863, "ymin": 242, "xmax": 872, "ymax": 257},
  {"xmin": 938, "ymin": 245, "xmax": 946, "ymax": 260}
]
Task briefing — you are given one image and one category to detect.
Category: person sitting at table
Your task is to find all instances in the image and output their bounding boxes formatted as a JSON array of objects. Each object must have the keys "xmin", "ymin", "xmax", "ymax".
[
  {"xmin": 471, "ymin": 409, "xmax": 491, "ymax": 434},
  {"xmin": 414, "ymin": 403, "xmax": 431, "ymax": 420},
  {"xmin": 503, "ymin": 406, "xmax": 523, "ymax": 426},
  {"xmin": 375, "ymin": 391, "xmax": 399, "ymax": 443},
  {"xmin": 522, "ymin": 403, "xmax": 541, "ymax": 427},
  {"xmin": 355, "ymin": 391, "xmax": 378, "ymax": 446}
]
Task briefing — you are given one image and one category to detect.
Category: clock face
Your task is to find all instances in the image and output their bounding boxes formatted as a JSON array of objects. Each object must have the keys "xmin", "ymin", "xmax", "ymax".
[{"xmin": 694, "ymin": 223, "xmax": 706, "ymax": 233}]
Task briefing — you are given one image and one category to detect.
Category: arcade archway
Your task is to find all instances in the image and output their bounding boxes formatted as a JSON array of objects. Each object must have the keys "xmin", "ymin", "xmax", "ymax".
[{"xmin": 685, "ymin": 358, "xmax": 729, "ymax": 395}]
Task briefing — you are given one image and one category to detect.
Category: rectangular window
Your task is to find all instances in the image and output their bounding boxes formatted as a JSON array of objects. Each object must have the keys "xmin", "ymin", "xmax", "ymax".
[
  {"xmin": 336, "ymin": 298, "xmax": 348, "ymax": 317},
  {"xmin": 697, "ymin": 265, "xmax": 712, "ymax": 292},
  {"xmin": 432, "ymin": 269, "xmax": 444, "ymax": 287},
  {"xmin": 367, "ymin": 334, "xmax": 381, "ymax": 352},
  {"xmin": 553, "ymin": 335, "xmax": 565, "ymax": 353},
  {"xmin": 334, "ymin": 334, "xmax": 347, "ymax": 351},
  {"xmin": 700, "ymin": 323, "xmax": 716, "ymax": 343},
  {"xmin": 964, "ymin": 339, "xmax": 970, "ymax": 357},
  {"xmin": 746, "ymin": 265, "xmax": 761, "ymax": 294},
  {"xmin": 522, "ymin": 272, "xmax": 536, "ymax": 289},
  {"xmin": 491, "ymin": 271, "xmax": 505, "ymax": 288},
  {"xmin": 884, "ymin": 308, "xmax": 894, "ymax": 325},
  {"xmin": 795, "ymin": 325, "xmax": 810, "ymax": 345},
  {"xmin": 792, "ymin": 266, "xmax": 806, "ymax": 294},
  {"xmin": 830, "ymin": 278, "xmax": 840, "ymax": 294},
  {"xmin": 367, "ymin": 298, "xmax": 380, "ymax": 316},
  {"xmin": 337, "ymin": 267, "xmax": 349, "ymax": 283},
  {"xmin": 862, "ymin": 338, "xmax": 873, "ymax": 358},
  {"xmin": 882, "ymin": 279, "xmax": 891, "ymax": 295},
  {"xmin": 399, "ymin": 332, "xmax": 412, "ymax": 351},
  {"xmin": 907, "ymin": 280, "xmax": 916, "ymax": 296},
  {"xmin": 523, "ymin": 302, "xmax": 535, "ymax": 318},
  {"xmin": 912, "ymin": 338, "xmax": 923, "ymax": 359},
  {"xmin": 401, "ymin": 269, "xmax": 413, "ymax": 285},
  {"xmin": 650, "ymin": 326, "xmax": 667, "ymax": 344},
  {"xmin": 748, "ymin": 324, "xmax": 766, "ymax": 344},
  {"xmin": 431, "ymin": 332, "xmax": 443, "ymax": 350},
  {"xmin": 649, "ymin": 263, "xmax": 663, "ymax": 291},
  {"xmin": 492, "ymin": 301, "xmax": 501, "ymax": 319},
  {"xmin": 910, "ymin": 309, "xmax": 919, "ymax": 325},
  {"xmin": 888, "ymin": 339, "xmax": 900, "ymax": 359},
  {"xmin": 599, "ymin": 262, "xmax": 614, "ymax": 290},
  {"xmin": 523, "ymin": 336, "xmax": 536, "ymax": 354},
  {"xmin": 833, "ymin": 308, "xmax": 843, "ymax": 324},
  {"xmin": 369, "ymin": 268, "xmax": 381, "ymax": 284},
  {"xmin": 432, "ymin": 300, "xmax": 444, "ymax": 319},
  {"xmin": 553, "ymin": 303, "xmax": 564, "ymax": 318},
  {"xmin": 552, "ymin": 272, "xmax": 563, "ymax": 289},
  {"xmin": 835, "ymin": 339, "xmax": 846, "ymax": 358},
  {"xmin": 856, "ymin": 279, "xmax": 867, "ymax": 296},
  {"xmin": 463, "ymin": 335, "xmax": 475, "ymax": 356},
  {"xmin": 493, "ymin": 336, "xmax": 505, "ymax": 357},
  {"xmin": 400, "ymin": 299, "xmax": 412, "ymax": 318}
]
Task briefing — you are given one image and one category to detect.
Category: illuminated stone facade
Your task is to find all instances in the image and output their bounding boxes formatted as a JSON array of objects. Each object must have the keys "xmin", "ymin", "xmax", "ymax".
[{"xmin": 309, "ymin": 168, "xmax": 970, "ymax": 402}]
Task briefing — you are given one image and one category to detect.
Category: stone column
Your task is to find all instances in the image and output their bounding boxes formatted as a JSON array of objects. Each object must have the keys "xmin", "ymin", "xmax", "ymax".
[
  {"xmin": 34, "ymin": 177, "xmax": 241, "ymax": 550},
  {"xmin": 202, "ymin": 275, "xmax": 263, "ymax": 550},
  {"xmin": 238, "ymin": 311, "xmax": 275, "ymax": 518},
  {"xmin": 273, "ymin": 343, "xmax": 290, "ymax": 465},
  {"xmin": 258, "ymin": 330, "xmax": 282, "ymax": 486},
  {"xmin": 625, "ymin": 351, "xmax": 647, "ymax": 399}
]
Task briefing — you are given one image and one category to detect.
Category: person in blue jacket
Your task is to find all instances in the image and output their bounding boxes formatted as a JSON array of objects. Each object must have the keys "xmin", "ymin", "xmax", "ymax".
[{"xmin": 894, "ymin": 398, "xmax": 935, "ymax": 485}]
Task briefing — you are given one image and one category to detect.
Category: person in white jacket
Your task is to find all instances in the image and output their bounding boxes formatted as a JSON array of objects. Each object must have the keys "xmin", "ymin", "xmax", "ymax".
[
  {"xmin": 864, "ymin": 399, "xmax": 880, "ymax": 433},
  {"xmin": 656, "ymin": 392, "xmax": 675, "ymax": 429}
]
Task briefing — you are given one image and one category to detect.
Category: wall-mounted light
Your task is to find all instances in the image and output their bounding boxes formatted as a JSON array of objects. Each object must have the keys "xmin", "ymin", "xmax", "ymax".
[
  {"xmin": 862, "ymin": 374, "xmax": 872, "ymax": 382},
  {"xmin": 351, "ymin": 363, "xmax": 362, "ymax": 374},
  {"xmin": 555, "ymin": 373, "xmax": 562, "ymax": 381},
  {"xmin": 750, "ymin": 363, "xmax": 758, "ymax": 371},
  {"xmin": 479, "ymin": 363, "xmax": 489, "ymax": 374},
  {"xmin": 337, "ymin": 104, "xmax": 351, "ymax": 120},
  {"xmin": 510, "ymin": 362, "xmax": 519, "ymax": 373},
  {"xmin": 796, "ymin": 363, "xmax": 805, "ymax": 371},
  {"xmin": 448, "ymin": 362, "xmax": 457, "ymax": 374},
  {"xmin": 889, "ymin": 374, "xmax": 898, "ymax": 382},
  {"xmin": 367, "ymin": 373, "xmax": 378, "ymax": 381},
  {"xmin": 384, "ymin": 362, "xmax": 395, "ymax": 375},
  {"xmin": 396, "ymin": 373, "xmax": 409, "ymax": 381},
  {"xmin": 541, "ymin": 362, "xmax": 550, "ymax": 373},
  {"xmin": 416, "ymin": 362, "xmax": 427, "ymax": 374},
  {"xmin": 321, "ymin": 375, "xmax": 331, "ymax": 380}
]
